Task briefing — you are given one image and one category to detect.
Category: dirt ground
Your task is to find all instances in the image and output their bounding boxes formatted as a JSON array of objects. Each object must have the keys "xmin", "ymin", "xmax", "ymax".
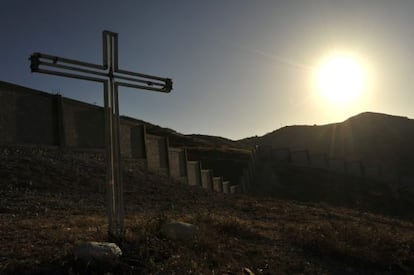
[{"xmin": 1, "ymin": 145, "xmax": 413, "ymax": 274}]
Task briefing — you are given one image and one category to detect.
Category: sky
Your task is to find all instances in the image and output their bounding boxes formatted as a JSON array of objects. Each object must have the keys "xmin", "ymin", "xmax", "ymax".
[{"xmin": 1, "ymin": 0, "xmax": 414, "ymax": 140}]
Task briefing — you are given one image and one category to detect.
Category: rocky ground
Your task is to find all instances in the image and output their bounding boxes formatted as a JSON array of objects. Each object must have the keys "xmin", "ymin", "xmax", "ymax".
[{"xmin": 1, "ymin": 145, "xmax": 414, "ymax": 274}]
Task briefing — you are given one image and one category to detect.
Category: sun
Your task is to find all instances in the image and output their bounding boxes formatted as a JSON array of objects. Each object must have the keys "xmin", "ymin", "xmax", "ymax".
[{"xmin": 317, "ymin": 54, "xmax": 365, "ymax": 105}]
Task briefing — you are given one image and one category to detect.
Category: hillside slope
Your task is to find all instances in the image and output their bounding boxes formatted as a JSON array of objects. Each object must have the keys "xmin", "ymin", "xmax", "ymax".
[
  {"xmin": 253, "ymin": 161, "xmax": 414, "ymax": 219},
  {"xmin": 242, "ymin": 112, "xmax": 414, "ymax": 175},
  {"xmin": 1, "ymin": 145, "xmax": 414, "ymax": 274}
]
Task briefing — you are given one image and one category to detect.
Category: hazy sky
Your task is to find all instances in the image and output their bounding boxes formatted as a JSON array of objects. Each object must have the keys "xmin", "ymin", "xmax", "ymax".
[{"xmin": 1, "ymin": 0, "xmax": 414, "ymax": 139}]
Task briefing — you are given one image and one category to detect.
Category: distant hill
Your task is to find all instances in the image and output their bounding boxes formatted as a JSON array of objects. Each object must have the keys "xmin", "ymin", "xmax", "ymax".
[
  {"xmin": 240, "ymin": 112, "xmax": 414, "ymax": 175},
  {"xmin": 121, "ymin": 115, "xmax": 250, "ymax": 152}
]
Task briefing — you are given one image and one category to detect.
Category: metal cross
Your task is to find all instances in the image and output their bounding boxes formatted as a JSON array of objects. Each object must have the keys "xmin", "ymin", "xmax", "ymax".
[{"xmin": 30, "ymin": 30, "xmax": 173, "ymax": 241}]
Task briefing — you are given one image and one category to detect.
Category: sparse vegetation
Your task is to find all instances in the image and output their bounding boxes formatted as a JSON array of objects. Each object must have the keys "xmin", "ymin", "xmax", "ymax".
[{"xmin": 1, "ymin": 145, "xmax": 414, "ymax": 274}]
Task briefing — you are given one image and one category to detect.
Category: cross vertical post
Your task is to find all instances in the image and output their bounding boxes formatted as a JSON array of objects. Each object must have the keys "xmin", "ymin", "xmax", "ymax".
[
  {"xmin": 103, "ymin": 31, "xmax": 124, "ymax": 239},
  {"xmin": 30, "ymin": 30, "xmax": 173, "ymax": 241}
]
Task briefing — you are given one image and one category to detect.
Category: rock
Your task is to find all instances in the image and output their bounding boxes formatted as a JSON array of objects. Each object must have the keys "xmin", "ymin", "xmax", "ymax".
[
  {"xmin": 242, "ymin": 267, "xmax": 255, "ymax": 275},
  {"xmin": 160, "ymin": 222, "xmax": 198, "ymax": 241},
  {"xmin": 74, "ymin": 241, "xmax": 122, "ymax": 263}
]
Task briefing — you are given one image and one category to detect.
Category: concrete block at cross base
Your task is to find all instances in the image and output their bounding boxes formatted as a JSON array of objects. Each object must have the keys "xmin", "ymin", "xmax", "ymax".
[
  {"xmin": 201, "ymin": 169, "xmax": 213, "ymax": 191},
  {"xmin": 187, "ymin": 161, "xmax": 201, "ymax": 186},
  {"xmin": 213, "ymin": 177, "xmax": 223, "ymax": 192},
  {"xmin": 230, "ymin": 185, "xmax": 240, "ymax": 194},
  {"xmin": 222, "ymin": 181, "xmax": 230, "ymax": 194}
]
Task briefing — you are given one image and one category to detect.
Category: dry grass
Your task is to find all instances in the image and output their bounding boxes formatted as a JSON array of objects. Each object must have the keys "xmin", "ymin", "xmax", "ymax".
[
  {"xmin": 1, "ymin": 145, "xmax": 414, "ymax": 274},
  {"xmin": 282, "ymin": 215, "xmax": 414, "ymax": 271}
]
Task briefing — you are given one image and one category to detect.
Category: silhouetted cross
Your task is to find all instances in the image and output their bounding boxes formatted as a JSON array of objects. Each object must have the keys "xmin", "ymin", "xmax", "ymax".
[{"xmin": 30, "ymin": 30, "xmax": 173, "ymax": 241}]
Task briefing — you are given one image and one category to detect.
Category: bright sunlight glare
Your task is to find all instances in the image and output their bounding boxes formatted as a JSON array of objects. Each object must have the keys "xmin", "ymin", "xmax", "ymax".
[{"xmin": 317, "ymin": 55, "xmax": 365, "ymax": 105}]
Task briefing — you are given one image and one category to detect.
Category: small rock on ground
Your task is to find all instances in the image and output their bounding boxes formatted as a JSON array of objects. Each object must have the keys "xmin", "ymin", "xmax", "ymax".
[
  {"xmin": 161, "ymin": 222, "xmax": 198, "ymax": 241},
  {"xmin": 74, "ymin": 241, "xmax": 122, "ymax": 263}
]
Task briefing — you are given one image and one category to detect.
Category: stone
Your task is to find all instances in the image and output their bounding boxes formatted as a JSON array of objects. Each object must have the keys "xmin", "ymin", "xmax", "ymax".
[
  {"xmin": 242, "ymin": 267, "xmax": 255, "ymax": 275},
  {"xmin": 74, "ymin": 241, "xmax": 122, "ymax": 263},
  {"xmin": 161, "ymin": 222, "xmax": 198, "ymax": 241}
]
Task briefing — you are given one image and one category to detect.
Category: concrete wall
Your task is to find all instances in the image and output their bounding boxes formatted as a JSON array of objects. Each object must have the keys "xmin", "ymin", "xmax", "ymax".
[
  {"xmin": 345, "ymin": 161, "xmax": 363, "ymax": 177},
  {"xmin": 61, "ymin": 97, "xmax": 104, "ymax": 148},
  {"xmin": 364, "ymin": 163, "xmax": 382, "ymax": 178},
  {"xmin": 0, "ymin": 81, "xmax": 247, "ymax": 195},
  {"xmin": 130, "ymin": 124, "xmax": 147, "ymax": 159},
  {"xmin": 257, "ymin": 144, "xmax": 272, "ymax": 160},
  {"xmin": 222, "ymin": 181, "xmax": 230, "ymax": 194},
  {"xmin": 187, "ymin": 161, "xmax": 201, "ymax": 186},
  {"xmin": 310, "ymin": 154, "xmax": 328, "ymax": 169},
  {"xmin": 4, "ymin": 82, "xmax": 410, "ymax": 193},
  {"xmin": 290, "ymin": 150, "xmax": 310, "ymax": 165},
  {"xmin": 243, "ymin": 169, "xmax": 251, "ymax": 190},
  {"xmin": 328, "ymin": 159, "xmax": 345, "ymax": 173},
  {"xmin": 259, "ymin": 146, "xmax": 408, "ymax": 186},
  {"xmin": 0, "ymin": 82, "xmax": 59, "ymax": 145},
  {"xmin": 240, "ymin": 176, "xmax": 247, "ymax": 193},
  {"xmin": 120, "ymin": 123, "xmax": 132, "ymax": 157},
  {"xmin": 247, "ymin": 161, "xmax": 254, "ymax": 178},
  {"xmin": 145, "ymin": 134, "xmax": 169, "ymax": 176},
  {"xmin": 213, "ymin": 176, "xmax": 223, "ymax": 192},
  {"xmin": 168, "ymin": 147, "xmax": 187, "ymax": 183},
  {"xmin": 0, "ymin": 82, "xmax": 151, "ymax": 153},
  {"xmin": 230, "ymin": 185, "xmax": 240, "ymax": 194},
  {"xmin": 120, "ymin": 121, "xmax": 146, "ymax": 159},
  {"xmin": 201, "ymin": 169, "xmax": 213, "ymax": 191},
  {"xmin": 400, "ymin": 176, "xmax": 414, "ymax": 187},
  {"xmin": 187, "ymin": 148, "xmax": 249, "ymax": 189},
  {"xmin": 271, "ymin": 148, "xmax": 291, "ymax": 162},
  {"xmin": 0, "ymin": 83, "xmax": 17, "ymax": 144}
]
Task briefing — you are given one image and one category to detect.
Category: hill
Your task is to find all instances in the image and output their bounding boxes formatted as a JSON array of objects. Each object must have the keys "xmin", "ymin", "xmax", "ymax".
[
  {"xmin": 121, "ymin": 115, "xmax": 250, "ymax": 152},
  {"xmin": 1, "ymin": 145, "xmax": 414, "ymax": 273},
  {"xmin": 241, "ymin": 112, "xmax": 414, "ymax": 176}
]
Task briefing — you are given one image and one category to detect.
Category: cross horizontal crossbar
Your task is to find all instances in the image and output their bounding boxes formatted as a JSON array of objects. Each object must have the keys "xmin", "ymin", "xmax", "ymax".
[{"xmin": 30, "ymin": 52, "xmax": 173, "ymax": 93}]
